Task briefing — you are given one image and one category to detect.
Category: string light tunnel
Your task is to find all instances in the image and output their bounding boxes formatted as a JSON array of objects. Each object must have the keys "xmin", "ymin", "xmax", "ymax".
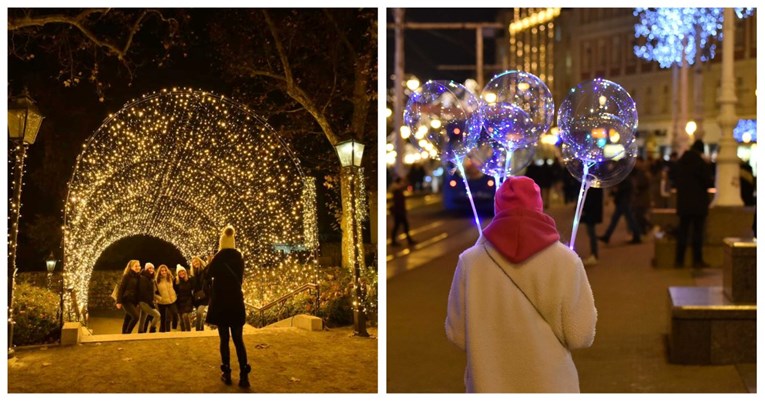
[{"xmin": 63, "ymin": 87, "xmax": 319, "ymax": 321}]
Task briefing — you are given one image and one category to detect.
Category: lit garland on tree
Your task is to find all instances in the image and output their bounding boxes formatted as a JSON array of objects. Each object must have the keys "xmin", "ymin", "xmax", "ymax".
[
  {"xmin": 633, "ymin": 8, "xmax": 755, "ymax": 68},
  {"xmin": 63, "ymin": 87, "xmax": 319, "ymax": 320},
  {"xmin": 340, "ymin": 167, "xmax": 372, "ymax": 316}
]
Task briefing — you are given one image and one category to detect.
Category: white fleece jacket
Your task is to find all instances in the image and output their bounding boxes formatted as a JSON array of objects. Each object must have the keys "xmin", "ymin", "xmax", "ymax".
[{"xmin": 445, "ymin": 236, "xmax": 597, "ymax": 393}]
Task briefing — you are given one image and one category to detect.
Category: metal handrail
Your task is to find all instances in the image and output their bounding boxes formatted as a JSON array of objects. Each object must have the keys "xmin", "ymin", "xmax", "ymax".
[{"xmin": 245, "ymin": 283, "xmax": 320, "ymax": 327}]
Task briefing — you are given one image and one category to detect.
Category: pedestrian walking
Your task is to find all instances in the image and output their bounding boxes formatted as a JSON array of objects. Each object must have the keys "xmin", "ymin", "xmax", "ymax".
[
  {"xmin": 390, "ymin": 176, "xmax": 415, "ymax": 247},
  {"xmin": 115, "ymin": 260, "xmax": 142, "ymax": 334},
  {"xmin": 674, "ymin": 140, "xmax": 714, "ymax": 268},
  {"xmin": 190, "ymin": 256, "xmax": 210, "ymax": 331},
  {"xmin": 445, "ymin": 176, "xmax": 597, "ymax": 392},
  {"xmin": 174, "ymin": 264, "xmax": 194, "ymax": 332},
  {"xmin": 205, "ymin": 225, "xmax": 250, "ymax": 388},
  {"xmin": 580, "ymin": 187, "xmax": 603, "ymax": 266},
  {"xmin": 155, "ymin": 264, "xmax": 178, "ymax": 332},
  {"xmin": 137, "ymin": 262, "xmax": 160, "ymax": 333},
  {"xmin": 631, "ymin": 157, "xmax": 652, "ymax": 235},
  {"xmin": 598, "ymin": 169, "xmax": 642, "ymax": 244}
]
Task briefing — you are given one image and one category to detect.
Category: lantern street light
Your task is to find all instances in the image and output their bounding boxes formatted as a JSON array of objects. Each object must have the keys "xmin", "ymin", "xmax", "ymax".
[
  {"xmin": 335, "ymin": 138, "xmax": 369, "ymax": 337},
  {"xmin": 46, "ymin": 252, "xmax": 57, "ymax": 290},
  {"xmin": 7, "ymin": 88, "xmax": 45, "ymax": 357}
]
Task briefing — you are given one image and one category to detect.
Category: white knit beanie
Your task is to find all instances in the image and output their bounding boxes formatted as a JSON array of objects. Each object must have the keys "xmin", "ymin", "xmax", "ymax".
[
  {"xmin": 176, "ymin": 264, "xmax": 187, "ymax": 276},
  {"xmin": 219, "ymin": 225, "xmax": 236, "ymax": 250}
]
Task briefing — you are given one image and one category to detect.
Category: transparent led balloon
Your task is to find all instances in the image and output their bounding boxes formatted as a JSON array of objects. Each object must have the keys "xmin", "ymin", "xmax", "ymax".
[
  {"xmin": 404, "ymin": 80, "xmax": 483, "ymax": 162},
  {"xmin": 480, "ymin": 70, "xmax": 554, "ymax": 149},
  {"xmin": 557, "ymin": 78, "xmax": 638, "ymax": 160},
  {"xmin": 469, "ymin": 140, "xmax": 536, "ymax": 181},
  {"xmin": 561, "ymin": 139, "xmax": 638, "ymax": 188}
]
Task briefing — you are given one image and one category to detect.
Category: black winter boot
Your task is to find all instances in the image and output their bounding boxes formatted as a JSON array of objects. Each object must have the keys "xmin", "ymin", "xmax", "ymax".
[
  {"xmin": 238, "ymin": 364, "xmax": 251, "ymax": 388},
  {"xmin": 220, "ymin": 364, "xmax": 232, "ymax": 385}
]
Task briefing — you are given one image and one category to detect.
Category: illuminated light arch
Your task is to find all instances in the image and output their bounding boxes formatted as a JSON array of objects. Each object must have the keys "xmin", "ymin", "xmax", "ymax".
[{"xmin": 63, "ymin": 87, "xmax": 319, "ymax": 320}]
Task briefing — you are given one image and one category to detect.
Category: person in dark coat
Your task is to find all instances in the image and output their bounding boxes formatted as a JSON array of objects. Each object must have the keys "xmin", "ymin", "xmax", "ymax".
[
  {"xmin": 390, "ymin": 176, "xmax": 415, "ymax": 246},
  {"xmin": 190, "ymin": 256, "xmax": 210, "ymax": 331},
  {"xmin": 599, "ymin": 170, "xmax": 642, "ymax": 244},
  {"xmin": 115, "ymin": 260, "xmax": 142, "ymax": 334},
  {"xmin": 674, "ymin": 140, "xmax": 714, "ymax": 268},
  {"xmin": 174, "ymin": 265, "xmax": 194, "ymax": 332},
  {"xmin": 580, "ymin": 187, "xmax": 603, "ymax": 266},
  {"xmin": 631, "ymin": 157, "xmax": 652, "ymax": 235},
  {"xmin": 205, "ymin": 225, "xmax": 250, "ymax": 388},
  {"xmin": 137, "ymin": 262, "xmax": 160, "ymax": 333}
]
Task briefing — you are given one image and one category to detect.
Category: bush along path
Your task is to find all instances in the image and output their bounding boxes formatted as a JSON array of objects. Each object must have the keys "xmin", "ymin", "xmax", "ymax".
[{"xmin": 8, "ymin": 326, "xmax": 377, "ymax": 393}]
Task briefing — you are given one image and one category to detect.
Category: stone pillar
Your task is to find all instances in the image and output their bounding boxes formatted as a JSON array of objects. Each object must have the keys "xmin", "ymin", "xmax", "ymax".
[
  {"xmin": 712, "ymin": 9, "xmax": 743, "ymax": 207},
  {"xmin": 393, "ymin": 8, "xmax": 406, "ymax": 179},
  {"xmin": 677, "ymin": 36, "xmax": 689, "ymax": 154},
  {"xmin": 693, "ymin": 24, "xmax": 705, "ymax": 141}
]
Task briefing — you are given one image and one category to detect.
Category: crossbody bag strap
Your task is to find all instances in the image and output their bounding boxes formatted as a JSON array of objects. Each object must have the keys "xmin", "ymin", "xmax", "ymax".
[
  {"xmin": 222, "ymin": 263, "xmax": 242, "ymax": 287},
  {"xmin": 482, "ymin": 244, "xmax": 566, "ymax": 348}
]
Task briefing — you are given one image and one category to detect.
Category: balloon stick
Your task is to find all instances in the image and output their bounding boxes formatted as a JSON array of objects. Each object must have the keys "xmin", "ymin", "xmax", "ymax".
[
  {"xmin": 569, "ymin": 162, "xmax": 593, "ymax": 250},
  {"xmin": 455, "ymin": 159, "xmax": 482, "ymax": 233}
]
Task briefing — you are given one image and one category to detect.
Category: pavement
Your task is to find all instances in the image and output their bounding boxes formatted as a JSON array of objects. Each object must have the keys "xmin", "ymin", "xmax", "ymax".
[{"xmin": 386, "ymin": 192, "xmax": 756, "ymax": 393}]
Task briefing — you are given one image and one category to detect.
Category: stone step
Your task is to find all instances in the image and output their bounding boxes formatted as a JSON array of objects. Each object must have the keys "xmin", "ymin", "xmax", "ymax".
[
  {"xmin": 667, "ymin": 286, "xmax": 756, "ymax": 365},
  {"xmin": 267, "ymin": 314, "xmax": 323, "ymax": 331}
]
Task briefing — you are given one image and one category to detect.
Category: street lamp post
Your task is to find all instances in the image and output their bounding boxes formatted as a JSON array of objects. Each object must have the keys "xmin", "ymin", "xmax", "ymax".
[
  {"xmin": 712, "ymin": 8, "xmax": 744, "ymax": 207},
  {"xmin": 335, "ymin": 139, "xmax": 369, "ymax": 337},
  {"xmin": 46, "ymin": 252, "xmax": 57, "ymax": 290},
  {"xmin": 7, "ymin": 88, "xmax": 45, "ymax": 357}
]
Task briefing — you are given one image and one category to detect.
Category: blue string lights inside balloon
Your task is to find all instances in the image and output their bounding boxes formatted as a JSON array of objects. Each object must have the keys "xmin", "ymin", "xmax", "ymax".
[
  {"xmin": 558, "ymin": 78, "xmax": 639, "ymax": 249},
  {"xmin": 405, "ymin": 73, "xmax": 638, "ymax": 243}
]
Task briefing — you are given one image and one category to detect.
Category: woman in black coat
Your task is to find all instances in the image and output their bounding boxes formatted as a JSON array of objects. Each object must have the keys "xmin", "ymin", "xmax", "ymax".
[
  {"xmin": 174, "ymin": 265, "xmax": 195, "ymax": 332},
  {"xmin": 205, "ymin": 225, "xmax": 250, "ymax": 388},
  {"xmin": 190, "ymin": 256, "xmax": 210, "ymax": 331},
  {"xmin": 115, "ymin": 260, "xmax": 142, "ymax": 334}
]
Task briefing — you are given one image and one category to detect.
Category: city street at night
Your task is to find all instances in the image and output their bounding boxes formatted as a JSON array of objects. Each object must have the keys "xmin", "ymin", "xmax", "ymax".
[{"xmin": 387, "ymin": 194, "xmax": 755, "ymax": 393}]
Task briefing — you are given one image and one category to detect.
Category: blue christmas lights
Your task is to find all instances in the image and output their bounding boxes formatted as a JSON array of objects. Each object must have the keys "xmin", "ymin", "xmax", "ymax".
[{"xmin": 633, "ymin": 8, "xmax": 755, "ymax": 68}]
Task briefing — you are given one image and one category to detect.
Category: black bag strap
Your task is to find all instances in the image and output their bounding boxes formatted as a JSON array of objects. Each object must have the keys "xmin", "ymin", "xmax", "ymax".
[
  {"xmin": 482, "ymin": 244, "xmax": 567, "ymax": 348},
  {"xmin": 222, "ymin": 263, "xmax": 242, "ymax": 287}
]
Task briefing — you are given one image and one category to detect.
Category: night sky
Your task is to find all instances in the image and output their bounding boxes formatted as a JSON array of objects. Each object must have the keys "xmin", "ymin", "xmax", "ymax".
[{"xmin": 386, "ymin": 8, "xmax": 503, "ymax": 88}]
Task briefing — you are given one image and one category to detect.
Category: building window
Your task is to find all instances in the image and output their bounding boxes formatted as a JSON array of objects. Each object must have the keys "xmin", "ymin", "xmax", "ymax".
[{"xmin": 610, "ymin": 35, "xmax": 622, "ymax": 76}]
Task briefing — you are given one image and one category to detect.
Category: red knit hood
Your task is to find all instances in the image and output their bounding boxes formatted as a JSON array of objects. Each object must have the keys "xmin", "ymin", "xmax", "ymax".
[{"xmin": 483, "ymin": 176, "xmax": 560, "ymax": 263}]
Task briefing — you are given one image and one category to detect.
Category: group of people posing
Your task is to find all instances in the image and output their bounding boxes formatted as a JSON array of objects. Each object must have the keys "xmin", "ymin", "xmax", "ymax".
[
  {"xmin": 114, "ymin": 225, "xmax": 251, "ymax": 387},
  {"xmin": 114, "ymin": 256, "xmax": 210, "ymax": 334}
]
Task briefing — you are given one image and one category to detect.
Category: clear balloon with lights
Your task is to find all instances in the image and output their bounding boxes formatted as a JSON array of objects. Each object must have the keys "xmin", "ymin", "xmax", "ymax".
[
  {"xmin": 469, "ymin": 140, "xmax": 536, "ymax": 187},
  {"xmin": 405, "ymin": 80, "xmax": 484, "ymax": 230},
  {"xmin": 557, "ymin": 78, "xmax": 637, "ymax": 161},
  {"xmin": 404, "ymin": 80, "xmax": 483, "ymax": 163},
  {"xmin": 558, "ymin": 78, "xmax": 638, "ymax": 250},
  {"xmin": 480, "ymin": 70, "xmax": 554, "ymax": 150}
]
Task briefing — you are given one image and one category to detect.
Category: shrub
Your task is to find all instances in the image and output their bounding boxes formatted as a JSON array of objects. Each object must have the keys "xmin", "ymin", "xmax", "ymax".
[{"xmin": 12, "ymin": 283, "xmax": 61, "ymax": 346}]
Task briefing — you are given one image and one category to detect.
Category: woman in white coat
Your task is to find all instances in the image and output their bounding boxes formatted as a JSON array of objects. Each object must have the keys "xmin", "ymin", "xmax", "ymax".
[{"xmin": 446, "ymin": 176, "xmax": 597, "ymax": 393}]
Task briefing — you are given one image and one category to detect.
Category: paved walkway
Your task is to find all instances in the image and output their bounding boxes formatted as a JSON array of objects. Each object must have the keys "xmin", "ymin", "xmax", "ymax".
[
  {"xmin": 8, "ymin": 325, "xmax": 378, "ymax": 393},
  {"xmin": 387, "ymin": 198, "xmax": 756, "ymax": 393}
]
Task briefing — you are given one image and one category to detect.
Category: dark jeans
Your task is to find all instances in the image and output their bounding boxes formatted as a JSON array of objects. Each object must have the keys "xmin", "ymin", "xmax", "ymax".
[
  {"xmin": 121, "ymin": 303, "xmax": 140, "ymax": 334},
  {"xmin": 218, "ymin": 324, "xmax": 248, "ymax": 368},
  {"xmin": 158, "ymin": 303, "xmax": 179, "ymax": 332},
  {"xmin": 194, "ymin": 305, "xmax": 207, "ymax": 331},
  {"xmin": 179, "ymin": 312, "xmax": 191, "ymax": 331},
  {"xmin": 602, "ymin": 200, "xmax": 641, "ymax": 241},
  {"xmin": 586, "ymin": 222, "xmax": 598, "ymax": 258},
  {"xmin": 391, "ymin": 213, "xmax": 411, "ymax": 243},
  {"xmin": 675, "ymin": 214, "xmax": 706, "ymax": 265}
]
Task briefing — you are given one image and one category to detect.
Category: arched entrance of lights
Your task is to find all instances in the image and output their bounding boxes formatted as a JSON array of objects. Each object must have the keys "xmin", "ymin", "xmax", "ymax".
[{"xmin": 61, "ymin": 88, "xmax": 319, "ymax": 323}]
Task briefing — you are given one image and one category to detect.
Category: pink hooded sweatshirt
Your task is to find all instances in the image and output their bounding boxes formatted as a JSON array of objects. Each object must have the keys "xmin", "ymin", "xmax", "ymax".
[
  {"xmin": 482, "ymin": 176, "xmax": 560, "ymax": 262},
  {"xmin": 446, "ymin": 176, "xmax": 597, "ymax": 393}
]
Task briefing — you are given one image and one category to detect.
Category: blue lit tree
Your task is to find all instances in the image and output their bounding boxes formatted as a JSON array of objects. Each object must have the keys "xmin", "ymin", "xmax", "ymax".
[{"xmin": 634, "ymin": 8, "xmax": 754, "ymax": 68}]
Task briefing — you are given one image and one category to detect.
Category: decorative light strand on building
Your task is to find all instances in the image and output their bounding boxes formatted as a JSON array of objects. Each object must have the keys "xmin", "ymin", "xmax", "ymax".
[{"xmin": 63, "ymin": 87, "xmax": 319, "ymax": 320}]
